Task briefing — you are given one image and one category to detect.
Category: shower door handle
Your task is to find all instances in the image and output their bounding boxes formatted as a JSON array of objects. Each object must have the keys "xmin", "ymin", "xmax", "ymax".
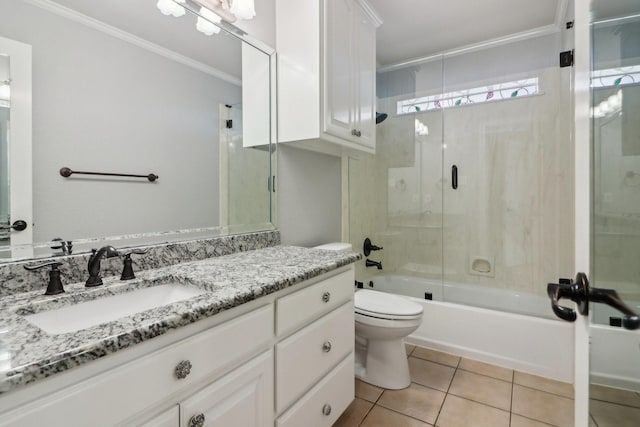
[
  {"xmin": 547, "ymin": 273, "xmax": 640, "ymax": 330},
  {"xmin": 451, "ymin": 165, "xmax": 458, "ymax": 190}
]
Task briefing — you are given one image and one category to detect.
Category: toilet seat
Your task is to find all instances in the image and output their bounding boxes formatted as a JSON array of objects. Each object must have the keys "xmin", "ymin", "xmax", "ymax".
[{"xmin": 355, "ymin": 290, "xmax": 423, "ymax": 320}]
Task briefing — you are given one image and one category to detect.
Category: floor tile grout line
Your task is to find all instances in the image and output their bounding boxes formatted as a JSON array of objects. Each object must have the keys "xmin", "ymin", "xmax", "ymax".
[
  {"xmin": 408, "ymin": 357, "xmax": 459, "ymax": 372},
  {"xmin": 509, "ymin": 369, "xmax": 515, "ymax": 427},
  {"xmin": 455, "ymin": 366, "xmax": 514, "ymax": 384},
  {"xmin": 512, "ymin": 413, "xmax": 558, "ymax": 427},
  {"xmin": 433, "ymin": 360, "xmax": 460, "ymax": 426},
  {"xmin": 589, "ymin": 397, "xmax": 640, "ymax": 410},
  {"xmin": 409, "ymin": 353, "xmax": 460, "ymax": 369},
  {"xmin": 445, "ymin": 391, "xmax": 512, "ymax": 414},
  {"xmin": 356, "ymin": 399, "xmax": 377, "ymax": 427},
  {"xmin": 373, "ymin": 401, "xmax": 437, "ymax": 425},
  {"xmin": 515, "ymin": 383, "xmax": 575, "ymax": 400}
]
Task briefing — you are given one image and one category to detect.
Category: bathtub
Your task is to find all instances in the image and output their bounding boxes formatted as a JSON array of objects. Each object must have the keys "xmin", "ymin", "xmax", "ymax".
[{"xmin": 368, "ymin": 275, "xmax": 640, "ymax": 390}]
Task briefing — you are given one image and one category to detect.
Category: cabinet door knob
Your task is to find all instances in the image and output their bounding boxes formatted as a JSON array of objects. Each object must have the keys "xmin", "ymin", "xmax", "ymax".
[
  {"xmin": 175, "ymin": 360, "xmax": 192, "ymax": 379},
  {"xmin": 189, "ymin": 413, "xmax": 205, "ymax": 427},
  {"xmin": 322, "ymin": 341, "xmax": 332, "ymax": 352},
  {"xmin": 322, "ymin": 404, "xmax": 332, "ymax": 416},
  {"xmin": 322, "ymin": 291, "xmax": 331, "ymax": 303}
]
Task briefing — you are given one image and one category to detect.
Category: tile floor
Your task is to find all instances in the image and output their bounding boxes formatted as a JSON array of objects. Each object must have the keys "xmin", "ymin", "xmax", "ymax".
[{"xmin": 333, "ymin": 344, "xmax": 640, "ymax": 427}]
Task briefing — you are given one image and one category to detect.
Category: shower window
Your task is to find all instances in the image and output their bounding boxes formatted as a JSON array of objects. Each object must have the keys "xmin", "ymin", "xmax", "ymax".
[{"xmin": 396, "ymin": 77, "xmax": 540, "ymax": 114}]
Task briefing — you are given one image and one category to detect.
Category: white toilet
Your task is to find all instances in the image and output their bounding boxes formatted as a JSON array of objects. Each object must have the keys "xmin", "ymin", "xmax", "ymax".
[
  {"xmin": 313, "ymin": 242, "xmax": 424, "ymax": 390},
  {"xmin": 354, "ymin": 289, "xmax": 423, "ymax": 389}
]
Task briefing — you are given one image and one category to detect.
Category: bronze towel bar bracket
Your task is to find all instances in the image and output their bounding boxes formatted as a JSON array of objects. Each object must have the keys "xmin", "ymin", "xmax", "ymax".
[{"xmin": 60, "ymin": 167, "xmax": 158, "ymax": 182}]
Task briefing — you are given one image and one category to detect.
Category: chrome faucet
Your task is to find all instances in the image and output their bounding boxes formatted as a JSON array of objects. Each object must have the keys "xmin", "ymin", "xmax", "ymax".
[{"xmin": 86, "ymin": 246, "xmax": 119, "ymax": 287}]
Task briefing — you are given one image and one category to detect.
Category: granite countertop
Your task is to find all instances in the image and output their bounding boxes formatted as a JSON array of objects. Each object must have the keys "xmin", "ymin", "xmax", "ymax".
[{"xmin": 0, "ymin": 246, "xmax": 360, "ymax": 395}]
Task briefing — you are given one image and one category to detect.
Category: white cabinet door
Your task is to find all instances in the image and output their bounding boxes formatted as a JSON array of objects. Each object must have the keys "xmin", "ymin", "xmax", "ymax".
[
  {"xmin": 323, "ymin": 0, "xmax": 354, "ymax": 141},
  {"xmin": 180, "ymin": 351, "xmax": 274, "ymax": 427},
  {"xmin": 353, "ymin": 3, "xmax": 376, "ymax": 149}
]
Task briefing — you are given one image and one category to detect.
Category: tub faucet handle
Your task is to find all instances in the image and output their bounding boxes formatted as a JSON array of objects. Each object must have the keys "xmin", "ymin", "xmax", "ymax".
[{"xmin": 363, "ymin": 238, "xmax": 383, "ymax": 256}]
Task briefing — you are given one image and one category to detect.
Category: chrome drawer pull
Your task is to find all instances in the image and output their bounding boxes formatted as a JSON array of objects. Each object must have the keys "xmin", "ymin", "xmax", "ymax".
[
  {"xmin": 175, "ymin": 360, "xmax": 192, "ymax": 379},
  {"xmin": 322, "ymin": 291, "xmax": 331, "ymax": 303},
  {"xmin": 322, "ymin": 404, "xmax": 332, "ymax": 416},
  {"xmin": 189, "ymin": 413, "xmax": 205, "ymax": 427},
  {"xmin": 322, "ymin": 341, "xmax": 332, "ymax": 352}
]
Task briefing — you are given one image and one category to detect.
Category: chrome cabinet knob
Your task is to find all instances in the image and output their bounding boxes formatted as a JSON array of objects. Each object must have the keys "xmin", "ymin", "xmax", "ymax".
[
  {"xmin": 175, "ymin": 360, "xmax": 192, "ymax": 379},
  {"xmin": 322, "ymin": 291, "xmax": 331, "ymax": 303},
  {"xmin": 322, "ymin": 341, "xmax": 332, "ymax": 352},
  {"xmin": 322, "ymin": 404, "xmax": 332, "ymax": 416},
  {"xmin": 189, "ymin": 413, "xmax": 205, "ymax": 427}
]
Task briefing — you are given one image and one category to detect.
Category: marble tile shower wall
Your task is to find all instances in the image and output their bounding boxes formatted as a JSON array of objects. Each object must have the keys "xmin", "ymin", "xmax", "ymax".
[
  {"xmin": 351, "ymin": 67, "xmax": 574, "ymax": 296},
  {"xmin": 0, "ymin": 230, "xmax": 280, "ymax": 296}
]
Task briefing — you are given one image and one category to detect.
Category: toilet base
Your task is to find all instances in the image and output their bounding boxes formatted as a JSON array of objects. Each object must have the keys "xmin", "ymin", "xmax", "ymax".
[{"xmin": 355, "ymin": 337, "xmax": 411, "ymax": 390}]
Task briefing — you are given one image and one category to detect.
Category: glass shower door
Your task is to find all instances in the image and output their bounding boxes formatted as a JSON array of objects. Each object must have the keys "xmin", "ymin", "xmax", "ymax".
[
  {"xmin": 441, "ymin": 35, "xmax": 574, "ymax": 313},
  {"xmin": 589, "ymin": 3, "xmax": 640, "ymax": 424}
]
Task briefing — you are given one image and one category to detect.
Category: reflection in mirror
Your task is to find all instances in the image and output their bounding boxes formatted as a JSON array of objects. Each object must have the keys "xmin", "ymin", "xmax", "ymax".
[
  {"xmin": 0, "ymin": 0, "xmax": 274, "ymax": 262},
  {"xmin": 0, "ymin": 53, "xmax": 8, "ymax": 245},
  {"xmin": 590, "ymin": 4, "xmax": 640, "ymax": 419}
]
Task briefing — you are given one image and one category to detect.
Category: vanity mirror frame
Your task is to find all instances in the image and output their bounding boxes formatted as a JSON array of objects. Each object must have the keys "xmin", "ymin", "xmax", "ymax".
[{"xmin": 0, "ymin": 0, "xmax": 277, "ymax": 263}]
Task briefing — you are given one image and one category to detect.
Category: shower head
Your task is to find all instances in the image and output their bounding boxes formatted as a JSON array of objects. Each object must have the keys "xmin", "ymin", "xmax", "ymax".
[{"xmin": 376, "ymin": 112, "xmax": 388, "ymax": 124}]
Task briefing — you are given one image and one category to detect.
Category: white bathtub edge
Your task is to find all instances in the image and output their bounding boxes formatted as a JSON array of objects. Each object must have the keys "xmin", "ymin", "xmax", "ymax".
[{"xmin": 405, "ymin": 299, "xmax": 575, "ymax": 384}]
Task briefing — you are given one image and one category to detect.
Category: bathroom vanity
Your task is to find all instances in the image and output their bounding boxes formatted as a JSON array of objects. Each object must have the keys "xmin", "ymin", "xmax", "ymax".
[{"xmin": 0, "ymin": 245, "xmax": 359, "ymax": 426}]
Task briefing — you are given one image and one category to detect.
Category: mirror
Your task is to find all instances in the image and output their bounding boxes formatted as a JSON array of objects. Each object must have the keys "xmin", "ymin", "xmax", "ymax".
[{"xmin": 0, "ymin": 0, "xmax": 274, "ymax": 261}]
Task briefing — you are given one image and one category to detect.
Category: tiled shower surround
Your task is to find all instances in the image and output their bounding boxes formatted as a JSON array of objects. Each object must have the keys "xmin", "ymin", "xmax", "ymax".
[{"xmin": 0, "ymin": 230, "xmax": 280, "ymax": 296}]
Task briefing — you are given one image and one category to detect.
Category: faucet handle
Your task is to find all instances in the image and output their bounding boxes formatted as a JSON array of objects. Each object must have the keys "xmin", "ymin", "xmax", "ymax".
[
  {"xmin": 24, "ymin": 261, "xmax": 65, "ymax": 295},
  {"xmin": 120, "ymin": 249, "xmax": 148, "ymax": 280},
  {"xmin": 363, "ymin": 238, "xmax": 383, "ymax": 256}
]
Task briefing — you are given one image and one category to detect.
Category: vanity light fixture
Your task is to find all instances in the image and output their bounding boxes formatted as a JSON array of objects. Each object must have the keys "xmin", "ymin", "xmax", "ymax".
[{"xmin": 157, "ymin": 0, "xmax": 255, "ymax": 36}]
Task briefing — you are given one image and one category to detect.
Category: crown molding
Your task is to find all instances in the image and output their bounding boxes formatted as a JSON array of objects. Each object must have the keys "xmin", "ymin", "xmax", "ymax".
[
  {"xmin": 24, "ymin": 0, "xmax": 241, "ymax": 86},
  {"xmin": 377, "ymin": 23, "xmax": 560, "ymax": 73}
]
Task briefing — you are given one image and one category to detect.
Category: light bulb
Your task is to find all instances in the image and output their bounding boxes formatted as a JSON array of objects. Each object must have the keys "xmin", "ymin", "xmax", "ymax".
[
  {"xmin": 196, "ymin": 7, "xmax": 222, "ymax": 35},
  {"xmin": 157, "ymin": 0, "xmax": 186, "ymax": 17},
  {"xmin": 230, "ymin": 0, "xmax": 255, "ymax": 20}
]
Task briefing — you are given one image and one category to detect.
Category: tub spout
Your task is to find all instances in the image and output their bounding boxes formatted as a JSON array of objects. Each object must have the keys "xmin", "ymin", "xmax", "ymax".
[{"xmin": 366, "ymin": 259, "xmax": 383, "ymax": 270}]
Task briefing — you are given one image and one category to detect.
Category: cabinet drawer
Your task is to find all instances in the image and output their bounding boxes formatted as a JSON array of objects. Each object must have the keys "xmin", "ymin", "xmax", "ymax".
[
  {"xmin": 276, "ymin": 268, "xmax": 354, "ymax": 336},
  {"xmin": 277, "ymin": 353, "xmax": 354, "ymax": 427},
  {"xmin": 0, "ymin": 305, "xmax": 273, "ymax": 427},
  {"xmin": 276, "ymin": 302, "xmax": 354, "ymax": 413},
  {"xmin": 139, "ymin": 405, "xmax": 179, "ymax": 427}
]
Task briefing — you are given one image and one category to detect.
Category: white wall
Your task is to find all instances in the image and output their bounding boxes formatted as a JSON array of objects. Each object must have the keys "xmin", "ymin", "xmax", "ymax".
[
  {"xmin": 276, "ymin": 145, "xmax": 342, "ymax": 246},
  {"xmin": 0, "ymin": 1, "xmax": 241, "ymax": 242},
  {"xmin": 235, "ymin": 0, "xmax": 276, "ymax": 47}
]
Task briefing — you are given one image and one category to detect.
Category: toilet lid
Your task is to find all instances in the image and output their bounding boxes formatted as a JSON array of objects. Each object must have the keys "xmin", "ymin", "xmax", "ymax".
[{"xmin": 355, "ymin": 289, "xmax": 423, "ymax": 319}]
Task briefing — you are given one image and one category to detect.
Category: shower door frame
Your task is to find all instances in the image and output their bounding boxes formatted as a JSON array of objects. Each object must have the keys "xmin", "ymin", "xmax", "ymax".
[{"xmin": 573, "ymin": 0, "xmax": 591, "ymax": 424}]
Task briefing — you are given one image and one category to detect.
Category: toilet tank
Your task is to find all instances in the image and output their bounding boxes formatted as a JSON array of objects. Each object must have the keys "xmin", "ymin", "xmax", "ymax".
[{"xmin": 313, "ymin": 242, "xmax": 353, "ymax": 252}]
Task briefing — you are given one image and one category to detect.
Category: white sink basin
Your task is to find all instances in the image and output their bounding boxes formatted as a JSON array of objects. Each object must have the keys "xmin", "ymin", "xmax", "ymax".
[{"xmin": 23, "ymin": 284, "xmax": 207, "ymax": 334}]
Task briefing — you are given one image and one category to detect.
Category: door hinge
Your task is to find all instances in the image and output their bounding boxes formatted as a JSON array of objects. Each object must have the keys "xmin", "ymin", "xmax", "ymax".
[
  {"xmin": 226, "ymin": 119, "xmax": 233, "ymax": 129},
  {"xmin": 559, "ymin": 50, "xmax": 574, "ymax": 68}
]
